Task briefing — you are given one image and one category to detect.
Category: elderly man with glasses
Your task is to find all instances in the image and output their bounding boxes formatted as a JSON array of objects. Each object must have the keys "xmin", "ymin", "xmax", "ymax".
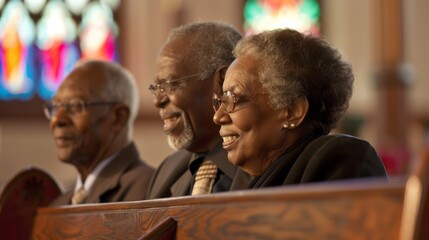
[
  {"xmin": 146, "ymin": 22, "xmax": 244, "ymax": 198},
  {"xmin": 45, "ymin": 60, "xmax": 154, "ymax": 205}
]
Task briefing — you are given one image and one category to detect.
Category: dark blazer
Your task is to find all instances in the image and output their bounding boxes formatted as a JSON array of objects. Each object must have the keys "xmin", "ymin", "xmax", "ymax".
[
  {"xmin": 147, "ymin": 141, "xmax": 239, "ymax": 199},
  {"xmin": 231, "ymin": 134, "xmax": 387, "ymax": 189},
  {"xmin": 146, "ymin": 150, "xmax": 191, "ymax": 199},
  {"xmin": 50, "ymin": 142, "xmax": 155, "ymax": 206}
]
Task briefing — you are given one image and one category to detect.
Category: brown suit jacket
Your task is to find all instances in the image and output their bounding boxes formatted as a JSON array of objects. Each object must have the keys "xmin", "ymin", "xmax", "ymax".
[
  {"xmin": 147, "ymin": 141, "xmax": 241, "ymax": 199},
  {"xmin": 50, "ymin": 142, "xmax": 155, "ymax": 206}
]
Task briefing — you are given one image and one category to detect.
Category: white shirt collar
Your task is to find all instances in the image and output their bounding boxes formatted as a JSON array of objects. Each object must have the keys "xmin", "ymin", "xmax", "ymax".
[{"xmin": 74, "ymin": 153, "xmax": 118, "ymax": 193}]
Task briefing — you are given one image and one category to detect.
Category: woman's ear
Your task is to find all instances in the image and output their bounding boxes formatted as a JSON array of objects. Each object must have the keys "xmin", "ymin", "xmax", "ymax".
[{"xmin": 282, "ymin": 96, "xmax": 309, "ymax": 129}]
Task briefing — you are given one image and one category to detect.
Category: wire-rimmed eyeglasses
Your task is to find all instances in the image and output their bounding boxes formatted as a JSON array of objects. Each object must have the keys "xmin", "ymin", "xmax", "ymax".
[
  {"xmin": 212, "ymin": 91, "xmax": 237, "ymax": 113},
  {"xmin": 148, "ymin": 73, "xmax": 204, "ymax": 95},
  {"xmin": 43, "ymin": 99, "xmax": 118, "ymax": 120},
  {"xmin": 212, "ymin": 91, "xmax": 268, "ymax": 113}
]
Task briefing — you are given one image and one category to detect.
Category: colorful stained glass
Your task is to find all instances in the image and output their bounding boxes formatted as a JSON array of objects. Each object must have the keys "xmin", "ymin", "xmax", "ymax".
[
  {"xmin": 100, "ymin": 0, "xmax": 121, "ymax": 10},
  {"xmin": 0, "ymin": 0, "xmax": 121, "ymax": 104},
  {"xmin": 0, "ymin": 0, "xmax": 36, "ymax": 100},
  {"xmin": 244, "ymin": 0, "xmax": 320, "ymax": 36},
  {"xmin": 0, "ymin": 0, "xmax": 5, "ymax": 11},
  {"xmin": 24, "ymin": 0, "xmax": 47, "ymax": 14},
  {"xmin": 79, "ymin": 2, "xmax": 119, "ymax": 62},
  {"xmin": 36, "ymin": 0, "xmax": 80, "ymax": 100},
  {"xmin": 64, "ymin": 0, "xmax": 89, "ymax": 15}
]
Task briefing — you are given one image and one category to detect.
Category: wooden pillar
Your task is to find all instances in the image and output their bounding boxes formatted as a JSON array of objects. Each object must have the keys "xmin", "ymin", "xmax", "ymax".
[{"xmin": 373, "ymin": 0, "xmax": 410, "ymax": 175}]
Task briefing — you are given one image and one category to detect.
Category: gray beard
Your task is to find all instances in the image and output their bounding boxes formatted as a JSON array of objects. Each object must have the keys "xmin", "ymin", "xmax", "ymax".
[{"xmin": 167, "ymin": 121, "xmax": 194, "ymax": 151}]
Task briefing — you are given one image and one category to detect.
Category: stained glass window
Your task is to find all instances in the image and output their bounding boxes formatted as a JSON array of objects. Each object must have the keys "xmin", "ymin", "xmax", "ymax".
[
  {"xmin": 24, "ymin": 0, "xmax": 47, "ymax": 14},
  {"xmin": 64, "ymin": 0, "xmax": 89, "ymax": 15},
  {"xmin": 0, "ymin": 0, "xmax": 5, "ymax": 10},
  {"xmin": 36, "ymin": 0, "xmax": 79, "ymax": 100},
  {"xmin": 0, "ymin": 1, "xmax": 36, "ymax": 100},
  {"xmin": 0, "ymin": 0, "xmax": 121, "ymax": 103},
  {"xmin": 244, "ymin": 0, "xmax": 321, "ymax": 36},
  {"xmin": 79, "ymin": 2, "xmax": 119, "ymax": 62}
]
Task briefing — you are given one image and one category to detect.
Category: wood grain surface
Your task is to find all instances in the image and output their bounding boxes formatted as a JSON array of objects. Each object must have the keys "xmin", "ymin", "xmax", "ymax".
[{"xmin": 32, "ymin": 178, "xmax": 403, "ymax": 240}]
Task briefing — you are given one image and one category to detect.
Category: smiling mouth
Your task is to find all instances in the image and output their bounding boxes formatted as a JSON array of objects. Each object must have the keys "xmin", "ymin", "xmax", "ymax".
[
  {"xmin": 222, "ymin": 135, "xmax": 238, "ymax": 150},
  {"xmin": 55, "ymin": 137, "xmax": 74, "ymax": 147},
  {"xmin": 162, "ymin": 115, "xmax": 181, "ymax": 133}
]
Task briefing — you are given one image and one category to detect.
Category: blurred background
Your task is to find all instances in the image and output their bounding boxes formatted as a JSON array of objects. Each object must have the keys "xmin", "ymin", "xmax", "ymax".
[{"xmin": 0, "ymin": 0, "xmax": 428, "ymax": 191}]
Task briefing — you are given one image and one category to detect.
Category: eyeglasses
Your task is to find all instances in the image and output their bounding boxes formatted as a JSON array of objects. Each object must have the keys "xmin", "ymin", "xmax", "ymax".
[
  {"xmin": 43, "ymin": 99, "xmax": 118, "ymax": 120},
  {"xmin": 148, "ymin": 73, "xmax": 204, "ymax": 95},
  {"xmin": 212, "ymin": 91, "xmax": 268, "ymax": 113}
]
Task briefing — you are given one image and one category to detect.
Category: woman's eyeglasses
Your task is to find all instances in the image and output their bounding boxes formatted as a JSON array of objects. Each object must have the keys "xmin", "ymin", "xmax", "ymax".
[
  {"xmin": 212, "ymin": 91, "xmax": 237, "ymax": 113},
  {"xmin": 212, "ymin": 91, "xmax": 269, "ymax": 113}
]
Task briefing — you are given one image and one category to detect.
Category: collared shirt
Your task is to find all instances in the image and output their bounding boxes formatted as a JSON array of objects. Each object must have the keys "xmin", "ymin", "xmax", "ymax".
[
  {"xmin": 73, "ymin": 153, "xmax": 118, "ymax": 193},
  {"xmin": 188, "ymin": 141, "xmax": 237, "ymax": 193}
]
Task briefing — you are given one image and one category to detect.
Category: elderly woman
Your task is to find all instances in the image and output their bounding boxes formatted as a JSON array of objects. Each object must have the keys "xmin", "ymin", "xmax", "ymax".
[{"xmin": 213, "ymin": 28, "xmax": 386, "ymax": 188}]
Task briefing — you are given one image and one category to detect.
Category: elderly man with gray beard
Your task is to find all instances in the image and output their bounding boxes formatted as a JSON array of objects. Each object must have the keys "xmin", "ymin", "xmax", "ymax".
[{"xmin": 146, "ymin": 22, "xmax": 245, "ymax": 198}]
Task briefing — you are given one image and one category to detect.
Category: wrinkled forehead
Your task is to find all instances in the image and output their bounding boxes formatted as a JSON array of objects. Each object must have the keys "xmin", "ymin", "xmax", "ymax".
[
  {"xmin": 155, "ymin": 37, "xmax": 194, "ymax": 80},
  {"xmin": 54, "ymin": 70, "xmax": 105, "ymax": 101},
  {"xmin": 155, "ymin": 55, "xmax": 183, "ymax": 79},
  {"xmin": 224, "ymin": 55, "xmax": 261, "ymax": 91}
]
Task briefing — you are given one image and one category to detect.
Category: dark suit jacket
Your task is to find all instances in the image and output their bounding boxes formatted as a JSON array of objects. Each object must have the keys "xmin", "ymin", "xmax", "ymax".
[
  {"xmin": 50, "ymin": 142, "xmax": 155, "ymax": 206},
  {"xmin": 147, "ymin": 141, "xmax": 239, "ymax": 199},
  {"xmin": 231, "ymin": 134, "xmax": 387, "ymax": 189}
]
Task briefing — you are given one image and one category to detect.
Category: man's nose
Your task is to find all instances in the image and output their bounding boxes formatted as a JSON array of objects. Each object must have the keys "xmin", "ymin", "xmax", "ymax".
[
  {"xmin": 153, "ymin": 92, "xmax": 169, "ymax": 108},
  {"xmin": 50, "ymin": 107, "xmax": 71, "ymax": 128}
]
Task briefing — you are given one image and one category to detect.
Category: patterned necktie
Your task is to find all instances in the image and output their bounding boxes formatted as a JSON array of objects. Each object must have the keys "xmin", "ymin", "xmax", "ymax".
[
  {"xmin": 191, "ymin": 159, "xmax": 218, "ymax": 195},
  {"xmin": 71, "ymin": 187, "xmax": 88, "ymax": 205}
]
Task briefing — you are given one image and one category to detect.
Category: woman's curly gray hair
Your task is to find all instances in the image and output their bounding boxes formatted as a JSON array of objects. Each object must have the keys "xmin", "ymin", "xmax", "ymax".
[{"xmin": 234, "ymin": 28, "xmax": 353, "ymax": 136}]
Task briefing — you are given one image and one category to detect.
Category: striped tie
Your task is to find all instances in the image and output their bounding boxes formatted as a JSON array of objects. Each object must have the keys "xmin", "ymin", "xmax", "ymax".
[
  {"xmin": 71, "ymin": 187, "xmax": 88, "ymax": 205},
  {"xmin": 191, "ymin": 159, "xmax": 218, "ymax": 195}
]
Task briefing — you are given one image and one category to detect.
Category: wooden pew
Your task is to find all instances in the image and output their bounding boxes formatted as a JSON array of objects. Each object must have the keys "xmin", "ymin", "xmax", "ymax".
[
  {"xmin": 31, "ymin": 141, "xmax": 429, "ymax": 239},
  {"xmin": 32, "ymin": 177, "xmax": 403, "ymax": 240},
  {"xmin": 0, "ymin": 167, "xmax": 61, "ymax": 240}
]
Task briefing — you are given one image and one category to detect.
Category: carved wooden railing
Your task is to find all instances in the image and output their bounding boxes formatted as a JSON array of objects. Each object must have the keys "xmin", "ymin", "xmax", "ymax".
[
  {"xmin": 3, "ymin": 140, "xmax": 428, "ymax": 240},
  {"xmin": 32, "ymin": 177, "xmax": 403, "ymax": 240}
]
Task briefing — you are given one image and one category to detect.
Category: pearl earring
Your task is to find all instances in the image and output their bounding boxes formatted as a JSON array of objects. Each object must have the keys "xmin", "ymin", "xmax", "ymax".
[
  {"xmin": 290, "ymin": 123, "xmax": 296, "ymax": 128},
  {"xmin": 283, "ymin": 123, "xmax": 288, "ymax": 128}
]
